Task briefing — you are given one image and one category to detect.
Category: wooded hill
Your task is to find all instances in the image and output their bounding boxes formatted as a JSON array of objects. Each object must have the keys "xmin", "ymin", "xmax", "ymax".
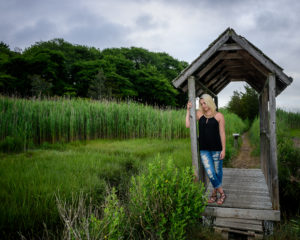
[{"xmin": 0, "ymin": 39, "xmax": 188, "ymax": 107}]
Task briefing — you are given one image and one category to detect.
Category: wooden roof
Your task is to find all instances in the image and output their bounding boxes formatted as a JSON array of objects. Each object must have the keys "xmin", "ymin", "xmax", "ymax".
[{"xmin": 172, "ymin": 28, "xmax": 293, "ymax": 97}]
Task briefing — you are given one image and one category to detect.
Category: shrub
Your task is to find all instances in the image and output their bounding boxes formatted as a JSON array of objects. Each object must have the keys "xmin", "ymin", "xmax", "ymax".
[
  {"xmin": 57, "ymin": 188, "xmax": 127, "ymax": 240},
  {"xmin": 128, "ymin": 154, "xmax": 207, "ymax": 240},
  {"xmin": 0, "ymin": 135, "xmax": 23, "ymax": 153}
]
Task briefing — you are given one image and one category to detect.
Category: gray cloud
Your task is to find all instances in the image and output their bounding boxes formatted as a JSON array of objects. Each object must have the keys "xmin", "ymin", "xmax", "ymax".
[{"xmin": 0, "ymin": 0, "xmax": 299, "ymax": 111}]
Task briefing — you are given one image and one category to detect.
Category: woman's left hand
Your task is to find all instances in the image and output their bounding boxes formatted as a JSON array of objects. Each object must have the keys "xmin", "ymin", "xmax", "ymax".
[{"xmin": 220, "ymin": 150, "xmax": 225, "ymax": 160}]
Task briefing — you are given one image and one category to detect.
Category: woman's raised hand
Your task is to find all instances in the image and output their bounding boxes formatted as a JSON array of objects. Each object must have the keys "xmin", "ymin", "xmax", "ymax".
[{"xmin": 187, "ymin": 101, "xmax": 192, "ymax": 110}]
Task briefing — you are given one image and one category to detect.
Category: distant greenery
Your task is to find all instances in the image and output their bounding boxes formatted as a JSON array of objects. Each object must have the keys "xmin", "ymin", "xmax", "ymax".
[
  {"xmin": 219, "ymin": 108, "xmax": 248, "ymax": 165},
  {"xmin": 0, "ymin": 39, "xmax": 188, "ymax": 107},
  {"xmin": 249, "ymin": 109, "xmax": 300, "ymax": 217},
  {"xmin": 227, "ymin": 84, "xmax": 259, "ymax": 123}
]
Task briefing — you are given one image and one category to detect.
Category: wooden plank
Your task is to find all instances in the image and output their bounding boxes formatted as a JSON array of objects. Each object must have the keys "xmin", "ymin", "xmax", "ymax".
[
  {"xmin": 208, "ymin": 189, "xmax": 270, "ymax": 196},
  {"xmin": 196, "ymin": 51, "xmax": 227, "ymax": 79},
  {"xmin": 196, "ymin": 81, "xmax": 217, "ymax": 98},
  {"xmin": 172, "ymin": 31, "xmax": 231, "ymax": 88},
  {"xmin": 207, "ymin": 199, "xmax": 273, "ymax": 209},
  {"xmin": 215, "ymin": 218, "xmax": 263, "ymax": 232},
  {"xmin": 268, "ymin": 73, "xmax": 280, "ymax": 211},
  {"xmin": 221, "ymin": 52, "xmax": 243, "ymax": 59},
  {"xmin": 188, "ymin": 76, "xmax": 200, "ymax": 183},
  {"xmin": 216, "ymin": 217, "xmax": 262, "ymax": 225},
  {"xmin": 218, "ymin": 43, "xmax": 243, "ymax": 51},
  {"xmin": 214, "ymin": 80, "xmax": 230, "ymax": 94},
  {"xmin": 238, "ymin": 50, "xmax": 270, "ymax": 77},
  {"xmin": 203, "ymin": 207, "xmax": 280, "ymax": 221}
]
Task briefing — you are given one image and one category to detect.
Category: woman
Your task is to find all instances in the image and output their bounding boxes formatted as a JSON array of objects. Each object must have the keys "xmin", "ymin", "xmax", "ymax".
[{"xmin": 186, "ymin": 93, "xmax": 226, "ymax": 205}]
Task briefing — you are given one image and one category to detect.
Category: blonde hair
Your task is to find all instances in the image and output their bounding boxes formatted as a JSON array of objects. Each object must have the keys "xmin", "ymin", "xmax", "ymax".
[{"xmin": 199, "ymin": 93, "xmax": 217, "ymax": 114}]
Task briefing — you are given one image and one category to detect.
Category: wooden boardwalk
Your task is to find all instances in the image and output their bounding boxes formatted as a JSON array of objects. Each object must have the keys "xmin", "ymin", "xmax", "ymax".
[{"xmin": 203, "ymin": 168, "xmax": 280, "ymax": 238}]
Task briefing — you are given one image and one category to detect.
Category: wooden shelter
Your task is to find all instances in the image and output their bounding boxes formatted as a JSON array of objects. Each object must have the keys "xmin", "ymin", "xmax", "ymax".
[{"xmin": 172, "ymin": 28, "xmax": 293, "ymax": 238}]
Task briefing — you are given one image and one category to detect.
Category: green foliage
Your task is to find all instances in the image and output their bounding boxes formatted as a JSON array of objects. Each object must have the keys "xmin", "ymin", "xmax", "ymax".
[
  {"xmin": 265, "ymin": 217, "xmax": 300, "ymax": 240},
  {"xmin": 248, "ymin": 116, "xmax": 260, "ymax": 156},
  {"xmin": 219, "ymin": 108, "xmax": 248, "ymax": 165},
  {"xmin": 0, "ymin": 95, "xmax": 190, "ymax": 152},
  {"xmin": 248, "ymin": 109, "xmax": 300, "ymax": 216},
  {"xmin": 128, "ymin": 154, "xmax": 207, "ymax": 240},
  {"xmin": 0, "ymin": 135, "xmax": 23, "ymax": 153},
  {"xmin": 277, "ymin": 136, "xmax": 300, "ymax": 216},
  {"xmin": 57, "ymin": 188, "xmax": 127, "ymax": 240},
  {"xmin": 0, "ymin": 137, "xmax": 192, "ymax": 238},
  {"xmin": 276, "ymin": 108, "xmax": 300, "ymax": 129},
  {"xmin": 87, "ymin": 70, "xmax": 108, "ymax": 100},
  {"xmin": 30, "ymin": 74, "xmax": 53, "ymax": 97},
  {"xmin": 227, "ymin": 84, "xmax": 259, "ymax": 123},
  {"xmin": 2, "ymin": 39, "xmax": 188, "ymax": 107}
]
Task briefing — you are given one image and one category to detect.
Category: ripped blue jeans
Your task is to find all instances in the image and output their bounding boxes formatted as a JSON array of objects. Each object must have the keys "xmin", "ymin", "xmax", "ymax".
[{"xmin": 199, "ymin": 150, "xmax": 223, "ymax": 189}]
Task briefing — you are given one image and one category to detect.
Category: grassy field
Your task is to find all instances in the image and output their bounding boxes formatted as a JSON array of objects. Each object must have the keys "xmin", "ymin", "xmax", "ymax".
[
  {"xmin": 0, "ymin": 95, "xmax": 189, "ymax": 152},
  {"xmin": 0, "ymin": 95, "xmax": 248, "ymax": 238},
  {"xmin": 0, "ymin": 138, "xmax": 194, "ymax": 238}
]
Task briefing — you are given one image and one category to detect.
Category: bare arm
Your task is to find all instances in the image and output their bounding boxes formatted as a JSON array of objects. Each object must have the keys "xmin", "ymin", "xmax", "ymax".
[
  {"xmin": 186, "ymin": 101, "xmax": 202, "ymax": 128},
  {"xmin": 217, "ymin": 113, "xmax": 226, "ymax": 159}
]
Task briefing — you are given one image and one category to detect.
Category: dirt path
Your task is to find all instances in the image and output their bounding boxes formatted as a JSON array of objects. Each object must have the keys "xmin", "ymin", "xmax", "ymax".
[{"xmin": 230, "ymin": 131, "xmax": 260, "ymax": 169}]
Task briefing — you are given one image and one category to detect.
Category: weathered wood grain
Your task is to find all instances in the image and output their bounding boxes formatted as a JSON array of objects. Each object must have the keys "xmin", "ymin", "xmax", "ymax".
[
  {"xmin": 188, "ymin": 76, "xmax": 200, "ymax": 183},
  {"xmin": 269, "ymin": 73, "xmax": 280, "ymax": 210},
  {"xmin": 203, "ymin": 207, "xmax": 280, "ymax": 221}
]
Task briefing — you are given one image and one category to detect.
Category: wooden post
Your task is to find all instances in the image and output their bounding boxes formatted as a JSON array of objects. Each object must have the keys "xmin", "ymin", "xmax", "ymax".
[
  {"xmin": 268, "ymin": 73, "xmax": 280, "ymax": 211},
  {"xmin": 188, "ymin": 76, "xmax": 200, "ymax": 182},
  {"xmin": 214, "ymin": 96, "xmax": 219, "ymax": 111},
  {"xmin": 259, "ymin": 85, "xmax": 269, "ymax": 183}
]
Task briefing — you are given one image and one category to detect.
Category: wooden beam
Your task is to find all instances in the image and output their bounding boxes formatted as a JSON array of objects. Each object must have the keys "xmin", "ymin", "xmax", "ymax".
[
  {"xmin": 231, "ymin": 34, "xmax": 292, "ymax": 85},
  {"xmin": 196, "ymin": 81, "xmax": 217, "ymax": 98},
  {"xmin": 214, "ymin": 96, "xmax": 218, "ymax": 111},
  {"xmin": 221, "ymin": 52, "xmax": 243, "ymax": 59},
  {"xmin": 214, "ymin": 80, "xmax": 230, "ymax": 94},
  {"xmin": 196, "ymin": 51, "xmax": 227, "ymax": 79},
  {"xmin": 188, "ymin": 76, "xmax": 200, "ymax": 183},
  {"xmin": 201, "ymin": 63, "xmax": 225, "ymax": 84},
  {"xmin": 211, "ymin": 75, "xmax": 229, "ymax": 91},
  {"xmin": 259, "ymin": 84, "xmax": 269, "ymax": 187},
  {"xmin": 207, "ymin": 75, "xmax": 227, "ymax": 89},
  {"xmin": 218, "ymin": 43, "xmax": 243, "ymax": 51},
  {"xmin": 238, "ymin": 50, "xmax": 270, "ymax": 77},
  {"xmin": 203, "ymin": 207, "xmax": 280, "ymax": 221},
  {"xmin": 172, "ymin": 31, "xmax": 231, "ymax": 88},
  {"xmin": 268, "ymin": 73, "xmax": 280, "ymax": 211}
]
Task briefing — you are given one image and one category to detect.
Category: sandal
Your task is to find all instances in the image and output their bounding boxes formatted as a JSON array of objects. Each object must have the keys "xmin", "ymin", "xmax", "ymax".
[
  {"xmin": 207, "ymin": 191, "xmax": 217, "ymax": 203},
  {"xmin": 217, "ymin": 192, "xmax": 226, "ymax": 205}
]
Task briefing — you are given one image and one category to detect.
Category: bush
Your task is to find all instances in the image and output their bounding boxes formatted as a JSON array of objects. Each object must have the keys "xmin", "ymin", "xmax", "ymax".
[
  {"xmin": 128, "ymin": 154, "xmax": 207, "ymax": 240},
  {"xmin": 277, "ymin": 136, "xmax": 300, "ymax": 216},
  {"xmin": 0, "ymin": 135, "xmax": 23, "ymax": 152},
  {"xmin": 57, "ymin": 154, "xmax": 207, "ymax": 240},
  {"xmin": 57, "ymin": 188, "xmax": 127, "ymax": 240}
]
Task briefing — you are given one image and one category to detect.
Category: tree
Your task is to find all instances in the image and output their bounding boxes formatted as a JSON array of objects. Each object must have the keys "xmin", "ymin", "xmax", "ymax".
[
  {"xmin": 30, "ymin": 74, "xmax": 53, "ymax": 97},
  {"xmin": 87, "ymin": 70, "xmax": 107, "ymax": 99},
  {"xmin": 227, "ymin": 84, "xmax": 259, "ymax": 122}
]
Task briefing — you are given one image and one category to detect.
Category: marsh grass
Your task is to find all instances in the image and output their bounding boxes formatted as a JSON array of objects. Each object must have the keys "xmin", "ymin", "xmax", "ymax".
[
  {"xmin": 0, "ymin": 138, "xmax": 192, "ymax": 238},
  {"xmin": 0, "ymin": 95, "xmax": 189, "ymax": 152}
]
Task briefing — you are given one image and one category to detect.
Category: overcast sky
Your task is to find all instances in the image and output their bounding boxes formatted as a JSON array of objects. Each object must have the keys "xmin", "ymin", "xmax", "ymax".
[{"xmin": 1, "ymin": 0, "xmax": 299, "ymax": 111}]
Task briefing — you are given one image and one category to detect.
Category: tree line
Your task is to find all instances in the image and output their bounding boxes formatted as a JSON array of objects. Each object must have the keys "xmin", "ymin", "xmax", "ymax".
[{"xmin": 0, "ymin": 39, "xmax": 189, "ymax": 107}]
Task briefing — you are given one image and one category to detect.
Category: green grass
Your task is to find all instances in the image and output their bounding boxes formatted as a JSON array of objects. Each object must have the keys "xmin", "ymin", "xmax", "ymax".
[
  {"xmin": 0, "ymin": 138, "xmax": 192, "ymax": 238},
  {"xmin": 0, "ymin": 95, "xmax": 189, "ymax": 152},
  {"xmin": 289, "ymin": 128, "xmax": 300, "ymax": 138}
]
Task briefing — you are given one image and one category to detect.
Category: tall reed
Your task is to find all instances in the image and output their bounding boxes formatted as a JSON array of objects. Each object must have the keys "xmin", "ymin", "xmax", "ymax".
[{"xmin": 0, "ymin": 95, "xmax": 189, "ymax": 151}]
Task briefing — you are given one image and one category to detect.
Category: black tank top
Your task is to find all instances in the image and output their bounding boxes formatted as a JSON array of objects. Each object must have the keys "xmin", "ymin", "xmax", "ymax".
[{"xmin": 198, "ymin": 115, "xmax": 222, "ymax": 151}]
